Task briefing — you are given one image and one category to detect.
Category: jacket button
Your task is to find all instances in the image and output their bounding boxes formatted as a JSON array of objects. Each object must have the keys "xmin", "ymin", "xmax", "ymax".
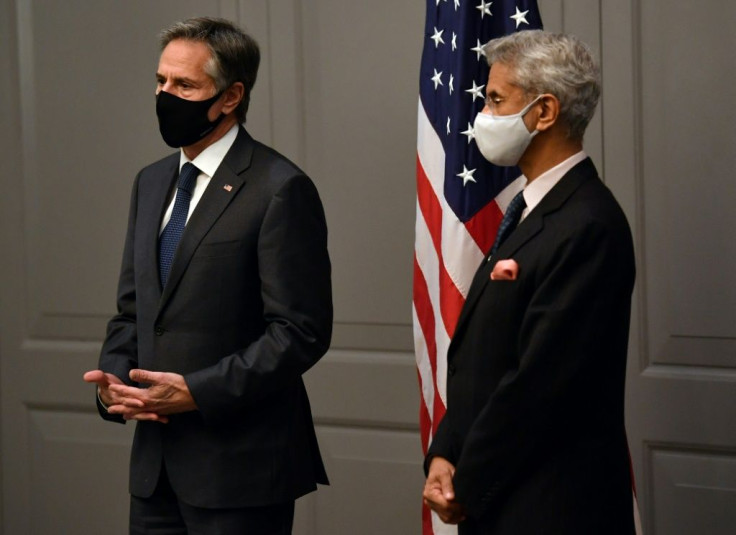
[
  {"xmin": 154, "ymin": 326, "xmax": 164, "ymax": 336},
  {"xmin": 448, "ymin": 365, "xmax": 456, "ymax": 376}
]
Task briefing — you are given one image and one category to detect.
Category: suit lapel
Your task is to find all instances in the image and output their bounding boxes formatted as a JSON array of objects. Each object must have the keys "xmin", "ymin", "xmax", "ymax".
[
  {"xmin": 450, "ymin": 158, "xmax": 596, "ymax": 352},
  {"xmin": 158, "ymin": 127, "xmax": 255, "ymax": 311}
]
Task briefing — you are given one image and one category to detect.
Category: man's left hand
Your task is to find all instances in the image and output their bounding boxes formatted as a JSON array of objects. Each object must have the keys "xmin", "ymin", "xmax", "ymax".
[{"xmin": 106, "ymin": 369, "xmax": 198, "ymax": 423}]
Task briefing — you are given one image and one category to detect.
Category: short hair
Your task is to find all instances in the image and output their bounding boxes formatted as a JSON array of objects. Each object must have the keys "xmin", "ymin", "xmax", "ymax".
[
  {"xmin": 160, "ymin": 17, "xmax": 260, "ymax": 123},
  {"xmin": 483, "ymin": 30, "xmax": 600, "ymax": 141}
]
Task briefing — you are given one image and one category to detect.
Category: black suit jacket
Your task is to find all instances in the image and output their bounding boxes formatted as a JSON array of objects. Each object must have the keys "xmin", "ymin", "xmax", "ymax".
[
  {"xmin": 98, "ymin": 127, "xmax": 332, "ymax": 508},
  {"xmin": 428, "ymin": 158, "xmax": 636, "ymax": 534}
]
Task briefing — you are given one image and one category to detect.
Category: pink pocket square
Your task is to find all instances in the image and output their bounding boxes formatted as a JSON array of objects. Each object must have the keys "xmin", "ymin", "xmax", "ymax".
[{"xmin": 490, "ymin": 259, "xmax": 519, "ymax": 281}]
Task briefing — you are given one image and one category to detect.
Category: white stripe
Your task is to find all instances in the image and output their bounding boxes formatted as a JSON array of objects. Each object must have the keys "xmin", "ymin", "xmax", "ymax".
[{"xmin": 431, "ymin": 511, "xmax": 459, "ymax": 535}]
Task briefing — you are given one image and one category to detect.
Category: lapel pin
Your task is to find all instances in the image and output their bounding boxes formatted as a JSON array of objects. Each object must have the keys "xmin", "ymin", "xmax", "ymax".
[{"xmin": 223, "ymin": 184, "xmax": 233, "ymax": 192}]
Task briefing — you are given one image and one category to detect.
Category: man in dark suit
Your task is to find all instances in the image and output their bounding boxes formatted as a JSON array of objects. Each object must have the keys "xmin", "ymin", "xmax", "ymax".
[
  {"xmin": 422, "ymin": 31, "xmax": 637, "ymax": 534},
  {"xmin": 83, "ymin": 17, "xmax": 331, "ymax": 534}
]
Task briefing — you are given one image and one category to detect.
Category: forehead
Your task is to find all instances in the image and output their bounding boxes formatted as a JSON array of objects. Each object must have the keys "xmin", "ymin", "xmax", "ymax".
[
  {"xmin": 486, "ymin": 62, "xmax": 521, "ymax": 95},
  {"xmin": 158, "ymin": 39, "xmax": 212, "ymax": 78}
]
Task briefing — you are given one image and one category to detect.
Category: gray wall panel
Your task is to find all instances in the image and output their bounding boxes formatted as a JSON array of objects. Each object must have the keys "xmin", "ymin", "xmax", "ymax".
[
  {"xmin": 639, "ymin": 0, "xmax": 736, "ymax": 368},
  {"xmin": 650, "ymin": 447, "xmax": 736, "ymax": 535}
]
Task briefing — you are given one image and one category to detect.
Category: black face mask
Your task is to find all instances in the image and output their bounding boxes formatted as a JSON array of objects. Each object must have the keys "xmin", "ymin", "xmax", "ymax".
[{"xmin": 155, "ymin": 90, "xmax": 225, "ymax": 148}]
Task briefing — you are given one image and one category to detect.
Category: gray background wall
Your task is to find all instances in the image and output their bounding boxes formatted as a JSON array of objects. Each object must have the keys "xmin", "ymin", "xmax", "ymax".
[{"xmin": 0, "ymin": 0, "xmax": 734, "ymax": 533}]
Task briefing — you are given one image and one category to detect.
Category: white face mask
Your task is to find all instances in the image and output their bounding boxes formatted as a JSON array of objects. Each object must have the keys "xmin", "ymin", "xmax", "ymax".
[{"xmin": 473, "ymin": 96, "xmax": 542, "ymax": 167}]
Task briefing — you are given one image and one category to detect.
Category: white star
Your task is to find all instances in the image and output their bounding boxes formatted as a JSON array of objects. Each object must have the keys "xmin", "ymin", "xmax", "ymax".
[
  {"xmin": 461, "ymin": 122, "xmax": 476, "ymax": 143},
  {"xmin": 436, "ymin": 0, "xmax": 447, "ymax": 5},
  {"xmin": 452, "ymin": 32, "xmax": 458, "ymax": 51},
  {"xmin": 449, "ymin": 74, "xmax": 455, "ymax": 95},
  {"xmin": 510, "ymin": 6, "xmax": 530, "ymax": 28},
  {"xmin": 471, "ymin": 39, "xmax": 487, "ymax": 61},
  {"xmin": 431, "ymin": 69, "xmax": 444, "ymax": 90},
  {"xmin": 447, "ymin": 116, "xmax": 452, "ymax": 135},
  {"xmin": 465, "ymin": 80, "xmax": 486, "ymax": 101},
  {"xmin": 476, "ymin": 1, "xmax": 493, "ymax": 18},
  {"xmin": 431, "ymin": 27, "xmax": 445, "ymax": 48},
  {"xmin": 457, "ymin": 165, "xmax": 477, "ymax": 185},
  {"xmin": 454, "ymin": 0, "xmax": 461, "ymax": 10}
]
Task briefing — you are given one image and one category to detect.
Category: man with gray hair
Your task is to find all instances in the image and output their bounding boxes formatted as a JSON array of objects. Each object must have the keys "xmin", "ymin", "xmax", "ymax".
[
  {"xmin": 423, "ymin": 30, "xmax": 637, "ymax": 534},
  {"xmin": 84, "ymin": 17, "xmax": 331, "ymax": 533}
]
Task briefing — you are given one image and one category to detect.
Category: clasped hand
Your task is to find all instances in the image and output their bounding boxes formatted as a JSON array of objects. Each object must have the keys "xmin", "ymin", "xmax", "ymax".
[
  {"xmin": 83, "ymin": 369, "xmax": 197, "ymax": 423},
  {"xmin": 423, "ymin": 456, "xmax": 467, "ymax": 524}
]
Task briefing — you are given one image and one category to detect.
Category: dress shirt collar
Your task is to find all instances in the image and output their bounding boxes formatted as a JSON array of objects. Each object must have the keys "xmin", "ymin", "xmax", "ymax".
[
  {"xmin": 521, "ymin": 151, "xmax": 587, "ymax": 220},
  {"xmin": 178, "ymin": 123, "xmax": 239, "ymax": 177}
]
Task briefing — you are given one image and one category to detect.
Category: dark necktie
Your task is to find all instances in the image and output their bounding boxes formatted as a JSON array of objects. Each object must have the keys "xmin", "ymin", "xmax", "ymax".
[
  {"xmin": 159, "ymin": 162, "xmax": 199, "ymax": 287},
  {"xmin": 489, "ymin": 190, "xmax": 526, "ymax": 257}
]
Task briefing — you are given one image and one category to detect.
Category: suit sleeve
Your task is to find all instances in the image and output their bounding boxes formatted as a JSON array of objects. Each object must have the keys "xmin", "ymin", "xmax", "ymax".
[
  {"xmin": 184, "ymin": 173, "xmax": 332, "ymax": 424},
  {"xmin": 451, "ymin": 218, "xmax": 634, "ymax": 517},
  {"xmin": 96, "ymin": 172, "xmax": 142, "ymax": 423}
]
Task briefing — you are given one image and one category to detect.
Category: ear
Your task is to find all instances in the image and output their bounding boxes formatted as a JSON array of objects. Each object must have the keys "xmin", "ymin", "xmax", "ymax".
[
  {"xmin": 221, "ymin": 82, "xmax": 245, "ymax": 115},
  {"xmin": 532, "ymin": 94, "xmax": 559, "ymax": 132}
]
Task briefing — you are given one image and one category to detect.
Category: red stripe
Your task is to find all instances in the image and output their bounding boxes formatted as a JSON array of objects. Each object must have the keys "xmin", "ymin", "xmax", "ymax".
[
  {"xmin": 422, "ymin": 501, "xmax": 433, "ymax": 535},
  {"xmin": 439, "ymin": 267, "xmax": 465, "ymax": 339},
  {"xmin": 465, "ymin": 198, "xmax": 503, "ymax": 254},
  {"xmin": 416, "ymin": 157, "xmax": 468, "ymax": 338}
]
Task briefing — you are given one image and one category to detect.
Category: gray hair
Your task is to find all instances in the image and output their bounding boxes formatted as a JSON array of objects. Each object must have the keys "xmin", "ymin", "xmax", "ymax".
[
  {"xmin": 160, "ymin": 17, "xmax": 260, "ymax": 123},
  {"xmin": 483, "ymin": 30, "xmax": 600, "ymax": 141}
]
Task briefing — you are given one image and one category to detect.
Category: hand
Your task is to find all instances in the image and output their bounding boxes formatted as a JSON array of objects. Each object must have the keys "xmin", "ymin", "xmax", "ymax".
[
  {"xmin": 83, "ymin": 370, "xmax": 125, "ymax": 408},
  {"xmin": 105, "ymin": 369, "xmax": 198, "ymax": 423},
  {"xmin": 423, "ymin": 456, "xmax": 467, "ymax": 524}
]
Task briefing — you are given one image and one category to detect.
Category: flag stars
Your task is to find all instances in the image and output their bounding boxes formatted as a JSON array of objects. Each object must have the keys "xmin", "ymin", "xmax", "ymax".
[
  {"xmin": 452, "ymin": 32, "xmax": 458, "ymax": 51},
  {"xmin": 471, "ymin": 39, "xmax": 487, "ymax": 61},
  {"xmin": 457, "ymin": 165, "xmax": 477, "ymax": 185},
  {"xmin": 510, "ymin": 6, "xmax": 530, "ymax": 28},
  {"xmin": 454, "ymin": 0, "xmax": 460, "ymax": 10},
  {"xmin": 447, "ymin": 117, "xmax": 452, "ymax": 135},
  {"xmin": 461, "ymin": 122, "xmax": 476, "ymax": 143},
  {"xmin": 431, "ymin": 69, "xmax": 444, "ymax": 90},
  {"xmin": 466, "ymin": 80, "xmax": 485, "ymax": 101},
  {"xmin": 449, "ymin": 74, "xmax": 455, "ymax": 95},
  {"xmin": 431, "ymin": 27, "xmax": 445, "ymax": 48},
  {"xmin": 476, "ymin": 1, "xmax": 493, "ymax": 18}
]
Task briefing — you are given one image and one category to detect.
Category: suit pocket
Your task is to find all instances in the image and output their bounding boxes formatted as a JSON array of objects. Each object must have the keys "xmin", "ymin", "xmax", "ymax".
[{"xmin": 195, "ymin": 239, "xmax": 245, "ymax": 258}]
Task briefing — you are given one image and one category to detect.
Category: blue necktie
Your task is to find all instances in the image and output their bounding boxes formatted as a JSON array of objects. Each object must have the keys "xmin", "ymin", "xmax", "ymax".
[
  {"xmin": 159, "ymin": 162, "xmax": 199, "ymax": 287},
  {"xmin": 489, "ymin": 190, "xmax": 526, "ymax": 257}
]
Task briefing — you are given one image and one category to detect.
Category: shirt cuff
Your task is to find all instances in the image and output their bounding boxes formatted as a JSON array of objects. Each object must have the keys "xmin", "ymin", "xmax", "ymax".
[{"xmin": 97, "ymin": 387, "xmax": 109, "ymax": 411}]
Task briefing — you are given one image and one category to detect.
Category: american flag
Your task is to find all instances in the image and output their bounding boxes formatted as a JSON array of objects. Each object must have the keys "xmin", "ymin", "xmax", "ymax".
[{"xmin": 414, "ymin": 2, "xmax": 542, "ymax": 533}]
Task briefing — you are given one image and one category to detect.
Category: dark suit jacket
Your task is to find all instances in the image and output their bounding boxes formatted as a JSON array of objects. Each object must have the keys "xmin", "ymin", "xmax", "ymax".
[
  {"xmin": 427, "ymin": 158, "xmax": 636, "ymax": 534},
  {"xmin": 97, "ymin": 127, "xmax": 332, "ymax": 508}
]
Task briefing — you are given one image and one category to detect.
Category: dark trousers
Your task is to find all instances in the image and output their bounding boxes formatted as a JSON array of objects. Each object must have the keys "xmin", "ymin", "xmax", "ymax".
[{"xmin": 130, "ymin": 466, "xmax": 295, "ymax": 535}]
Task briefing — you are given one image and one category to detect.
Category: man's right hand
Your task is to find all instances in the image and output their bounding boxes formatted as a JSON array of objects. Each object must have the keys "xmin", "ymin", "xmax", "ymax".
[
  {"xmin": 423, "ymin": 456, "xmax": 467, "ymax": 524},
  {"xmin": 83, "ymin": 370, "xmax": 124, "ymax": 408}
]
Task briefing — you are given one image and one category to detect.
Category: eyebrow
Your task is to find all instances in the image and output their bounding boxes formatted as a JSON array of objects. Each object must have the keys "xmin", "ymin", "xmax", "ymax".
[{"xmin": 155, "ymin": 73, "xmax": 200, "ymax": 86}]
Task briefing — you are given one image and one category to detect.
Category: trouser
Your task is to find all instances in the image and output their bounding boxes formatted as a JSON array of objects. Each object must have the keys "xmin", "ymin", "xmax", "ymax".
[{"xmin": 129, "ymin": 465, "xmax": 295, "ymax": 535}]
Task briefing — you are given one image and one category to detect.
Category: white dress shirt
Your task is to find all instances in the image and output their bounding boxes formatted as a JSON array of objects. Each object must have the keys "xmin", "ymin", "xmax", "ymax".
[
  {"xmin": 520, "ymin": 151, "xmax": 587, "ymax": 221},
  {"xmin": 159, "ymin": 124, "xmax": 239, "ymax": 233}
]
